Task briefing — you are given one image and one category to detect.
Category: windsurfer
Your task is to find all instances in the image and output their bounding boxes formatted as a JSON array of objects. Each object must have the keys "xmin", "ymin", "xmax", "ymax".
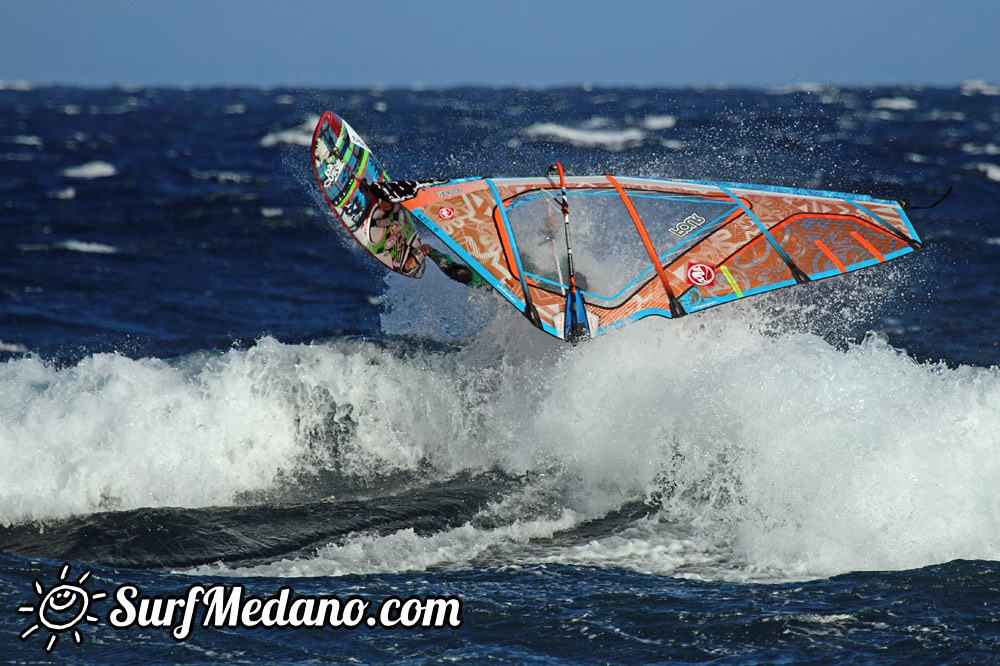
[{"xmin": 361, "ymin": 179, "xmax": 488, "ymax": 288}]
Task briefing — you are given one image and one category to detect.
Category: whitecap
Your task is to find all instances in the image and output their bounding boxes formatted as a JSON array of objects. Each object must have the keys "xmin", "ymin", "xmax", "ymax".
[
  {"xmin": 260, "ymin": 129, "xmax": 311, "ymax": 148},
  {"xmin": 872, "ymin": 97, "xmax": 918, "ymax": 111},
  {"xmin": 19, "ymin": 240, "xmax": 118, "ymax": 254},
  {"xmin": 924, "ymin": 110, "xmax": 966, "ymax": 122},
  {"xmin": 798, "ymin": 614, "xmax": 855, "ymax": 624},
  {"xmin": 55, "ymin": 240, "xmax": 118, "ymax": 254},
  {"xmin": 12, "ymin": 135, "xmax": 43, "ymax": 147},
  {"xmin": 522, "ymin": 122, "xmax": 646, "ymax": 150},
  {"xmin": 63, "ymin": 161, "xmax": 117, "ymax": 179},
  {"xmin": 47, "ymin": 187, "xmax": 76, "ymax": 200},
  {"xmin": 0, "ymin": 340, "xmax": 29, "ymax": 353},
  {"xmin": 961, "ymin": 142, "xmax": 1000, "ymax": 155},
  {"xmin": 974, "ymin": 163, "xmax": 1000, "ymax": 182},
  {"xmin": 191, "ymin": 513, "xmax": 582, "ymax": 578},
  {"xmin": 642, "ymin": 114, "xmax": 677, "ymax": 130},
  {"xmin": 769, "ymin": 82, "xmax": 827, "ymax": 95},
  {"xmin": 259, "ymin": 116, "xmax": 319, "ymax": 148},
  {"xmin": 191, "ymin": 169, "xmax": 253, "ymax": 184},
  {"xmin": 961, "ymin": 79, "xmax": 1000, "ymax": 96},
  {"xmin": 581, "ymin": 116, "xmax": 610, "ymax": 130}
]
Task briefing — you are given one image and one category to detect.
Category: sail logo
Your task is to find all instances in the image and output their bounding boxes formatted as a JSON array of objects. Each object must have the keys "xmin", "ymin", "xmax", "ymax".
[
  {"xmin": 669, "ymin": 213, "xmax": 707, "ymax": 238},
  {"xmin": 686, "ymin": 262, "xmax": 716, "ymax": 286}
]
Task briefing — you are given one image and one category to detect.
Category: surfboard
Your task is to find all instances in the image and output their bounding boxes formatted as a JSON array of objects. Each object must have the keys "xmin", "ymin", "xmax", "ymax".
[{"xmin": 310, "ymin": 111, "xmax": 426, "ymax": 277}]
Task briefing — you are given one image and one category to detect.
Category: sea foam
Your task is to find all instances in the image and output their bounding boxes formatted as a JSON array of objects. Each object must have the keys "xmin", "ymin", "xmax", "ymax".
[{"xmin": 4, "ymin": 296, "xmax": 1000, "ymax": 582}]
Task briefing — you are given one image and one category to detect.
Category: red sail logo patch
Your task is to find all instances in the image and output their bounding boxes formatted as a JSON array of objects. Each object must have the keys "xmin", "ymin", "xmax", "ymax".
[{"xmin": 686, "ymin": 263, "xmax": 716, "ymax": 286}]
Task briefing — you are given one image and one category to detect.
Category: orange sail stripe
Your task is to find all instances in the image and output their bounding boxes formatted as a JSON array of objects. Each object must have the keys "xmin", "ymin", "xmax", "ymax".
[
  {"xmin": 604, "ymin": 174, "xmax": 677, "ymax": 301},
  {"xmin": 814, "ymin": 240, "xmax": 847, "ymax": 273},
  {"xmin": 774, "ymin": 212, "xmax": 903, "ymax": 240},
  {"xmin": 850, "ymin": 231, "xmax": 886, "ymax": 262}
]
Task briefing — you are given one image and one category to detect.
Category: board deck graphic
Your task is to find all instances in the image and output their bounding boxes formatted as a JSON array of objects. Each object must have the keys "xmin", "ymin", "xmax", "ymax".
[{"xmin": 310, "ymin": 111, "xmax": 425, "ymax": 277}]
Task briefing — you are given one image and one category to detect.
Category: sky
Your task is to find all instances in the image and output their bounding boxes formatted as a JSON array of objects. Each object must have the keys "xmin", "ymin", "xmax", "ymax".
[{"xmin": 1, "ymin": 0, "xmax": 998, "ymax": 88}]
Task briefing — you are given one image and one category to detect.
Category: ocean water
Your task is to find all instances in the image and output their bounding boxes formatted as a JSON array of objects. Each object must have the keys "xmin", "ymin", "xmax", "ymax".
[{"xmin": 1, "ymin": 82, "xmax": 999, "ymax": 663}]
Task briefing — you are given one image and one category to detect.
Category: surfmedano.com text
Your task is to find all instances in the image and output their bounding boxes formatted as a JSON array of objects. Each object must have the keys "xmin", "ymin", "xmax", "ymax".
[{"xmin": 108, "ymin": 584, "xmax": 463, "ymax": 639}]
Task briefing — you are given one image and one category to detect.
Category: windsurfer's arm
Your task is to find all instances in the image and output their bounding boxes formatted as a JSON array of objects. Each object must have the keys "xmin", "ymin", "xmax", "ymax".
[{"xmin": 419, "ymin": 244, "xmax": 489, "ymax": 288}]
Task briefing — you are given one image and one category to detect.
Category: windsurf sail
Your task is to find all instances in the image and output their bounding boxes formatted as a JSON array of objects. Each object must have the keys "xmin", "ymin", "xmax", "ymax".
[
  {"xmin": 311, "ymin": 112, "xmax": 923, "ymax": 343},
  {"xmin": 401, "ymin": 173, "xmax": 922, "ymax": 341}
]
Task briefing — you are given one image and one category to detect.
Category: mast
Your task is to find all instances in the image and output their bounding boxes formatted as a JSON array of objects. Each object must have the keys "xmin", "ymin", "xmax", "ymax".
[{"xmin": 549, "ymin": 162, "xmax": 590, "ymax": 343}]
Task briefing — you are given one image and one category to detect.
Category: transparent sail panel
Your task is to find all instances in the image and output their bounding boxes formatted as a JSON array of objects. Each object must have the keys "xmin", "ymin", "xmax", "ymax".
[
  {"xmin": 505, "ymin": 188, "xmax": 739, "ymax": 305},
  {"xmin": 627, "ymin": 193, "xmax": 739, "ymax": 262},
  {"xmin": 505, "ymin": 189, "xmax": 652, "ymax": 304}
]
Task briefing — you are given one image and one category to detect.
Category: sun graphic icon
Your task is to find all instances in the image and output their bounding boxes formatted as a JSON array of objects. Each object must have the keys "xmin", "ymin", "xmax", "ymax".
[{"xmin": 18, "ymin": 562, "xmax": 107, "ymax": 653}]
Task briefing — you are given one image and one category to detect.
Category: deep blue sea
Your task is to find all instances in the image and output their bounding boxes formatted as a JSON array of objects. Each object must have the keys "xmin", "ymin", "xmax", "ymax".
[{"xmin": 2, "ymin": 82, "xmax": 1000, "ymax": 664}]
